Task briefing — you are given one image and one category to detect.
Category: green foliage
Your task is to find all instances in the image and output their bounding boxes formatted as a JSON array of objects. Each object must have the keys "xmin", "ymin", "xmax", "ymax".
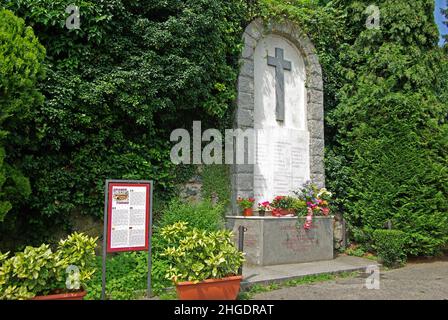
[
  {"xmin": 85, "ymin": 251, "xmax": 162, "ymax": 300},
  {"xmin": 161, "ymin": 222, "xmax": 244, "ymax": 283},
  {"xmin": 1, "ymin": 0, "xmax": 248, "ymax": 243},
  {"xmin": 0, "ymin": 232, "xmax": 97, "ymax": 300},
  {"xmin": 345, "ymin": 245, "xmax": 367, "ymax": 258},
  {"xmin": 373, "ymin": 230, "xmax": 407, "ymax": 268},
  {"xmin": 444, "ymin": 2, "xmax": 448, "ymax": 45},
  {"xmin": 86, "ymin": 220, "xmax": 236, "ymax": 300},
  {"xmin": 201, "ymin": 165, "xmax": 231, "ymax": 207},
  {"xmin": 0, "ymin": 8, "xmax": 44, "ymax": 222},
  {"xmin": 236, "ymin": 197, "xmax": 255, "ymax": 210},
  {"xmin": 57, "ymin": 232, "xmax": 98, "ymax": 287},
  {"xmin": 0, "ymin": 244, "xmax": 58, "ymax": 300},
  {"xmin": 328, "ymin": 0, "xmax": 448, "ymax": 256},
  {"xmin": 158, "ymin": 199, "xmax": 224, "ymax": 232}
]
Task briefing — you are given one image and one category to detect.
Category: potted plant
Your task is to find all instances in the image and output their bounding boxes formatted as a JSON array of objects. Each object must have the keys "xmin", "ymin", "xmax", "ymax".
[
  {"xmin": 0, "ymin": 232, "xmax": 98, "ymax": 300},
  {"xmin": 293, "ymin": 181, "xmax": 333, "ymax": 229},
  {"xmin": 237, "ymin": 197, "xmax": 255, "ymax": 216},
  {"xmin": 270, "ymin": 196, "xmax": 296, "ymax": 217},
  {"xmin": 257, "ymin": 201, "xmax": 271, "ymax": 217},
  {"xmin": 161, "ymin": 222, "xmax": 245, "ymax": 300}
]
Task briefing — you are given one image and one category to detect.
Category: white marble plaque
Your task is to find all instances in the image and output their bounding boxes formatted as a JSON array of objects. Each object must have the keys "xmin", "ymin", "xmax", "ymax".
[{"xmin": 253, "ymin": 34, "xmax": 310, "ymax": 204}]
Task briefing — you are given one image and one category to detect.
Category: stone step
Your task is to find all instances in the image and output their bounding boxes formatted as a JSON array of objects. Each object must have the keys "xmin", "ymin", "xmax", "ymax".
[{"xmin": 241, "ymin": 255, "xmax": 380, "ymax": 288}]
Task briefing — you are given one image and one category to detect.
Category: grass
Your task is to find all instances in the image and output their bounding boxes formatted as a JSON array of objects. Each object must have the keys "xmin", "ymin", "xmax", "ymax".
[
  {"xmin": 158, "ymin": 289, "xmax": 178, "ymax": 300},
  {"xmin": 344, "ymin": 245, "xmax": 378, "ymax": 261},
  {"xmin": 238, "ymin": 271, "xmax": 359, "ymax": 300}
]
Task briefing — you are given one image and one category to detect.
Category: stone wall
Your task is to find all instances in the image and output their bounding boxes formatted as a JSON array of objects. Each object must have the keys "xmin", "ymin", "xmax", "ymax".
[
  {"xmin": 179, "ymin": 174, "xmax": 203, "ymax": 204},
  {"xmin": 226, "ymin": 216, "xmax": 334, "ymax": 266}
]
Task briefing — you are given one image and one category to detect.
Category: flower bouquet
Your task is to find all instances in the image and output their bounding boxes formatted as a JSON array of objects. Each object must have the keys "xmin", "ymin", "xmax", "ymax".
[{"xmin": 294, "ymin": 182, "xmax": 333, "ymax": 230}]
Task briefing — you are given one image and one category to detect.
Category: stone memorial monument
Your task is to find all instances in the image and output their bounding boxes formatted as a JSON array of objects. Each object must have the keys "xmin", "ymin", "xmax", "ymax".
[{"xmin": 227, "ymin": 19, "xmax": 332, "ymax": 266}]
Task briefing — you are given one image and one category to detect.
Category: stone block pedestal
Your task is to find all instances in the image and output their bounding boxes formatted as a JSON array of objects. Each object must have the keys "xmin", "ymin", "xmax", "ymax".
[{"xmin": 226, "ymin": 216, "xmax": 334, "ymax": 266}]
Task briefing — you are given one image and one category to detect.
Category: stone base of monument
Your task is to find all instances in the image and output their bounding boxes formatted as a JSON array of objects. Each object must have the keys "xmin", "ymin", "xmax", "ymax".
[{"xmin": 226, "ymin": 216, "xmax": 334, "ymax": 266}]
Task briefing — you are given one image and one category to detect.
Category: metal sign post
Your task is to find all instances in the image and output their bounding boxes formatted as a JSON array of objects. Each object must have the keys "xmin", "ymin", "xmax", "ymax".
[
  {"xmin": 238, "ymin": 226, "xmax": 247, "ymax": 276},
  {"xmin": 101, "ymin": 180, "xmax": 154, "ymax": 300}
]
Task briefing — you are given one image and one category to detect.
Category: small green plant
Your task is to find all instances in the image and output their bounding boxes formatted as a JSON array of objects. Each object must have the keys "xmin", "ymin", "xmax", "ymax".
[
  {"xmin": 345, "ymin": 245, "xmax": 367, "ymax": 258},
  {"xmin": 161, "ymin": 222, "xmax": 244, "ymax": 283},
  {"xmin": 0, "ymin": 232, "xmax": 98, "ymax": 300},
  {"xmin": 159, "ymin": 199, "xmax": 224, "ymax": 232},
  {"xmin": 236, "ymin": 197, "xmax": 255, "ymax": 210},
  {"xmin": 201, "ymin": 165, "xmax": 231, "ymax": 207},
  {"xmin": 158, "ymin": 289, "xmax": 178, "ymax": 300},
  {"xmin": 289, "ymin": 198, "xmax": 307, "ymax": 214},
  {"xmin": 373, "ymin": 230, "xmax": 407, "ymax": 268}
]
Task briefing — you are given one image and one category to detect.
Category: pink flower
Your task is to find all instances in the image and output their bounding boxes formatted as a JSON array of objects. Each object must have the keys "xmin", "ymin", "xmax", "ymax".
[
  {"xmin": 304, "ymin": 208, "xmax": 314, "ymax": 230},
  {"xmin": 322, "ymin": 207, "xmax": 330, "ymax": 216}
]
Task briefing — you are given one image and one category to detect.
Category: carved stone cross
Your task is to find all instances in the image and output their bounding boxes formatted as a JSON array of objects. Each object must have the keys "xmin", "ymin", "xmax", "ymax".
[{"xmin": 267, "ymin": 48, "xmax": 291, "ymax": 122}]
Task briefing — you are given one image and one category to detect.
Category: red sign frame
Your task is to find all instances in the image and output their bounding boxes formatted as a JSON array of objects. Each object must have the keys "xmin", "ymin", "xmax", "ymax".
[{"xmin": 106, "ymin": 182, "xmax": 151, "ymax": 253}]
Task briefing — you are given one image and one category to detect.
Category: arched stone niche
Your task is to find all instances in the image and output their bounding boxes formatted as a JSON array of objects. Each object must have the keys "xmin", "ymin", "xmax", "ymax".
[{"xmin": 231, "ymin": 19, "xmax": 325, "ymax": 214}]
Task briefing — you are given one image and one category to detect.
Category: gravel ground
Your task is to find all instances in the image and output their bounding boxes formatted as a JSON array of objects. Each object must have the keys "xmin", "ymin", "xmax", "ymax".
[{"xmin": 252, "ymin": 260, "xmax": 448, "ymax": 300}]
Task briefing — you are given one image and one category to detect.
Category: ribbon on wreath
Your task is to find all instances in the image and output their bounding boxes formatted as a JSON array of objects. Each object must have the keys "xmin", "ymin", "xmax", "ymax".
[{"xmin": 304, "ymin": 207, "xmax": 314, "ymax": 230}]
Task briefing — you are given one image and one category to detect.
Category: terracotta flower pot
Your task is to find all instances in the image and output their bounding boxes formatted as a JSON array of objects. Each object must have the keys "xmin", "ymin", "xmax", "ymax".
[
  {"xmin": 243, "ymin": 208, "xmax": 253, "ymax": 217},
  {"xmin": 272, "ymin": 209, "xmax": 295, "ymax": 217},
  {"xmin": 176, "ymin": 275, "xmax": 243, "ymax": 300},
  {"xmin": 31, "ymin": 290, "xmax": 87, "ymax": 300}
]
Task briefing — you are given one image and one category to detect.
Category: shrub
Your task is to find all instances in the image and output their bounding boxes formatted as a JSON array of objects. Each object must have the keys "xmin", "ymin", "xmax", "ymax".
[
  {"xmin": 160, "ymin": 222, "xmax": 244, "ymax": 283},
  {"xmin": 57, "ymin": 232, "xmax": 98, "ymax": 286},
  {"xmin": 2, "ymin": 0, "xmax": 248, "ymax": 244},
  {"xmin": 373, "ymin": 230, "xmax": 407, "ymax": 268},
  {"xmin": 329, "ymin": 0, "xmax": 448, "ymax": 256},
  {"xmin": 0, "ymin": 9, "xmax": 45, "ymax": 222},
  {"xmin": 0, "ymin": 232, "xmax": 97, "ymax": 300},
  {"xmin": 158, "ymin": 199, "xmax": 224, "ymax": 232}
]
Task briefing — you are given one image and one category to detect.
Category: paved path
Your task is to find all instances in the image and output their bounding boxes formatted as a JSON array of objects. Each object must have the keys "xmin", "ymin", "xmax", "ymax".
[
  {"xmin": 252, "ymin": 260, "xmax": 448, "ymax": 300},
  {"xmin": 242, "ymin": 255, "xmax": 378, "ymax": 287}
]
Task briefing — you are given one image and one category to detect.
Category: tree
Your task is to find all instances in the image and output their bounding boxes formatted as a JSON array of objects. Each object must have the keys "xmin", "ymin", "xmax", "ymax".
[
  {"xmin": 329, "ymin": 0, "xmax": 448, "ymax": 255},
  {"xmin": 444, "ymin": 0, "xmax": 448, "ymax": 47},
  {"xmin": 0, "ymin": 9, "xmax": 45, "ymax": 221},
  {"xmin": 1, "ymin": 0, "xmax": 249, "ymax": 246}
]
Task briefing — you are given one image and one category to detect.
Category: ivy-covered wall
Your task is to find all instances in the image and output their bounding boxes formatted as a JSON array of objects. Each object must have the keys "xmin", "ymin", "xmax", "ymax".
[
  {"xmin": 1, "ymin": 0, "xmax": 447, "ymax": 257},
  {"xmin": 0, "ymin": 0, "xmax": 249, "ymax": 249}
]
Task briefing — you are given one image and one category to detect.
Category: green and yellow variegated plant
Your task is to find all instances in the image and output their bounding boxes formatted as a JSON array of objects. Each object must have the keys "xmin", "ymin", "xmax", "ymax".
[
  {"xmin": 0, "ymin": 232, "xmax": 97, "ymax": 300},
  {"xmin": 160, "ymin": 222, "xmax": 244, "ymax": 284}
]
